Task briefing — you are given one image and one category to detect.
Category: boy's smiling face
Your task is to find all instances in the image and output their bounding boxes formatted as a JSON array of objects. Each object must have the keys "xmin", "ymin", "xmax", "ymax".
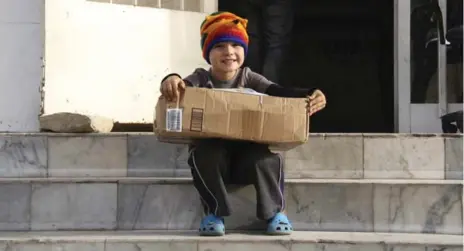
[{"xmin": 209, "ymin": 41, "xmax": 245, "ymax": 76}]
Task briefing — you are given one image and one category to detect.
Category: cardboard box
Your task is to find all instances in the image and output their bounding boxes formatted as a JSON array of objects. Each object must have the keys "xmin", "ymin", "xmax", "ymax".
[{"xmin": 154, "ymin": 87, "xmax": 309, "ymax": 150}]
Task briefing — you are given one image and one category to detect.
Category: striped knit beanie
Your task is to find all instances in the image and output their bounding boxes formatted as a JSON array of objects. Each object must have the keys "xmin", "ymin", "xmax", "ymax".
[{"xmin": 200, "ymin": 12, "xmax": 249, "ymax": 64}]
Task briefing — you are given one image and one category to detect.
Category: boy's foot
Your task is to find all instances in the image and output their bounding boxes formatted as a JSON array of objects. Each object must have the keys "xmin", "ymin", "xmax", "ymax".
[
  {"xmin": 266, "ymin": 212, "xmax": 293, "ymax": 235},
  {"xmin": 199, "ymin": 214, "xmax": 225, "ymax": 236}
]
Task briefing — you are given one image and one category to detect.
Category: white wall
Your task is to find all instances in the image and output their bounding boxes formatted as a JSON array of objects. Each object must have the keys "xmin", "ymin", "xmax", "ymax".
[
  {"xmin": 43, "ymin": 0, "xmax": 212, "ymax": 123},
  {"xmin": 0, "ymin": 0, "xmax": 44, "ymax": 132}
]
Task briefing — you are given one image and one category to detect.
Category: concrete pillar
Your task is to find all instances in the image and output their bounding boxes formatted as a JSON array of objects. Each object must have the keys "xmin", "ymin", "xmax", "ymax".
[{"xmin": 0, "ymin": 0, "xmax": 44, "ymax": 132}]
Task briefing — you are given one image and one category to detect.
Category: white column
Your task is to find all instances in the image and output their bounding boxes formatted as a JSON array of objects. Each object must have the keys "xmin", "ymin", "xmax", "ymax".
[
  {"xmin": 200, "ymin": 0, "xmax": 217, "ymax": 13},
  {"xmin": 394, "ymin": 0, "xmax": 411, "ymax": 133},
  {"xmin": 0, "ymin": 0, "xmax": 44, "ymax": 132},
  {"xmin": 437, "ymin": 0, "xmax": 447, "ymax": 116}
]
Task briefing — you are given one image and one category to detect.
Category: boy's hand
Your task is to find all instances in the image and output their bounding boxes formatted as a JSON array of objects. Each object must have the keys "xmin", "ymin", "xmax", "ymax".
[
  {"xmin": 307, "ymin": 89, "xmax": 326, "ymax": 116},
  {"xmin": 160, "ymin": 75, "xmax": 186, "ymax": 102}
]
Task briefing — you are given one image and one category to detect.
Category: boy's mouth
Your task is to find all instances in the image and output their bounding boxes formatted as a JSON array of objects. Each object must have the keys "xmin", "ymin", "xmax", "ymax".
[{"xmin": 222, "ymin": 59, "xmax": 237, "ymax": 64}]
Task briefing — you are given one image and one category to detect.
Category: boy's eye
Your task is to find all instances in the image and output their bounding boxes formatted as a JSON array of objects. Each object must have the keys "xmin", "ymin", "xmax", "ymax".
[
  {"xmin": 214, "ymin": 44, "xmax": 225, "ymax": 48},
  {"xmin": 232, "ymin": 43, "xmax": 240, "ymax": 47}
]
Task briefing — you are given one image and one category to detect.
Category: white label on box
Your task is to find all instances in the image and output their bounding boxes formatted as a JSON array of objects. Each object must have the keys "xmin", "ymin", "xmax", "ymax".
[{"xmin": 166, "ymin": 108, "xmax": 182, "ymax": 132}]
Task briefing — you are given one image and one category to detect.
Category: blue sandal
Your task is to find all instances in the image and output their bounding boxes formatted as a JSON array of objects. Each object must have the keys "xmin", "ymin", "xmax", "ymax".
[
  {"xmin": 266, "ymin": 212, "xmax": 293, "ymax": 235},
  {"xmin": 199, "ymin": 214, "xmax": 225, "ymax": 236}
]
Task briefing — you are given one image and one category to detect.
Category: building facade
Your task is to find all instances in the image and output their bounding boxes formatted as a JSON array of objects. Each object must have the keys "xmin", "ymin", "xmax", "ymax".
[{"xmin": 0, "ymin": 0, "xmax": 462, "ymax": 133}]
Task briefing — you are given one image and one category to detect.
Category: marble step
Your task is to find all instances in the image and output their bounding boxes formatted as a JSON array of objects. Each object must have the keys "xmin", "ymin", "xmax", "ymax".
[
  {"xmin": 0, "ymin": 231, "xmax": 461, "ymax": 251},
  {"xmin": 0, "ymin": 133, "xmax": 462, "ymax": 180},
  {"xmin": 0, "ymin": 178, "xmax": 461, "ymax": 234}
]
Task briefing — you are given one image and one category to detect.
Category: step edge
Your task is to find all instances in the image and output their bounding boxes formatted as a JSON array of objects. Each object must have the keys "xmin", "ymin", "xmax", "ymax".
[
  {"xmin": 0, "ymin": 177, "xmax": 461, "ymax": 185},
  {"xmin": 0, "ymin": 231, "xmax": 461, "ymax": 246},
  {"xmin": 1, "ymin": 132, "xmax": 462, "ymax": 138}
]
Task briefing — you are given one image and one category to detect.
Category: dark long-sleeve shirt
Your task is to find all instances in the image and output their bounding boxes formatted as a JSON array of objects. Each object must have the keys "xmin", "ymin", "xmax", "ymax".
[{"xmin": 162, "ymin": 67, "xmax": 316, "ymax": 98}]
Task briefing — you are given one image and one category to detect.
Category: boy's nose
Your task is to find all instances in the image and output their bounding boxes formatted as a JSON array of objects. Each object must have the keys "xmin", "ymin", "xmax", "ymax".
[{"xmin": 224, "ymin": 44, "xmax": 234, "ymax": 54}]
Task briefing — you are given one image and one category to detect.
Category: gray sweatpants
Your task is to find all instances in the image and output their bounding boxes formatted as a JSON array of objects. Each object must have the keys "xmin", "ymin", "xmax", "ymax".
[{"xmin": 187, "ymin": 139, "xmax": 285, "ymax": 221}]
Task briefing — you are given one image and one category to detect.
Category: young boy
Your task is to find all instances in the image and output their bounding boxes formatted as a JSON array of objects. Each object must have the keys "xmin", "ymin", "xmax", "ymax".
[{"xmin": 159, "ymin": 12, "xmax": 326, "ymax": 236}]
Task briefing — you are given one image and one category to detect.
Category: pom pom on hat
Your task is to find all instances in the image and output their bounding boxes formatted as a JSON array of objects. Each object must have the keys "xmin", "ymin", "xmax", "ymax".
[{"xmin": 200, "ymin": 12, "xmax": 249, "ymax": 64}]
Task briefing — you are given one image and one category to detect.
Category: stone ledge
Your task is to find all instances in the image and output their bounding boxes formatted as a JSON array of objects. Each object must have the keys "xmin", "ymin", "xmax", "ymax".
[
  {"xmin": 0, "ymin": 231, "xmax": 462, "ymax": 246},
  {"xmin": 0, "ymin": 182, "xmax": 461, "ymax": 233},
  {"xmin": 0, "ymin": 133, "xmax": 461, "ymax": 180},
  {"xmin": 0, "ymin": 177, "xmax": 461, "ymax": 185},
  {"xmin": 0, "ymin": 132, "xmax": 462, "ymax": 137}
]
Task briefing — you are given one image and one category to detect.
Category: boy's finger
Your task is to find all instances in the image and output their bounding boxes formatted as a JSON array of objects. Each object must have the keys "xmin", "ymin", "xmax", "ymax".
[
  {"xmin": 314, "ymin": 98, "xmax": 325, "ymax": 106},
  {"xmin": 315, "ymin": 103, "xmax": 325, "ymax": 111},
  {"xmin": 309, "ymin": 90, "xmax": 322, "ymax": 99},
  {"xmin": 175, "ymin": 87, "xmax": 181, "ymax": 102},
  {"xmin": 311, "ymin": 96, "xmax": 325, "ymax": 105},
  {"xmin": 309, "ymin": 99, "xmax": 320, "ymax": 107},
  {"xmin": 309, "ymin": 102, "xmax": 316, "ymax": 109},
  {"xmin": 179, "ymin": 80, "xmax": 186, "ymax": 89},
  {"xmin": 166, "ymin": 82, "xmax": 174, "ymax": 100},
  {"xmin": 310, "ymin": 101, "xmax": 325, "ymax": 111},
  {"xmin": 173, "ymin": 82, "xmax": 181, "ymax": 100},
  {"xmin": 309, "ymin": 110, "xmax": 316, "ymax": 116},
  {"xmin": 310, "ymin": 107, "xmax": 319, "ymax": 116}
]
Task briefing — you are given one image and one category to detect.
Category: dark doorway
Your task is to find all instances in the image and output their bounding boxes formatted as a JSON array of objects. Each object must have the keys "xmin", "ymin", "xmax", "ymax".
[
  {"xmin": 281, "ymin": 0, "xmax": 394, "ymax": 133},
  {"xmin": 217, "ymin": 0, "xmax": 395, "ymax": 133}
]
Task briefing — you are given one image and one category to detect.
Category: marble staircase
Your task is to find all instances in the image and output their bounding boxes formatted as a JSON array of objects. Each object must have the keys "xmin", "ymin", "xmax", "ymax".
[{"xmin": 0, "ymin": 133, "xmax": 462, "ymax": 250}]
